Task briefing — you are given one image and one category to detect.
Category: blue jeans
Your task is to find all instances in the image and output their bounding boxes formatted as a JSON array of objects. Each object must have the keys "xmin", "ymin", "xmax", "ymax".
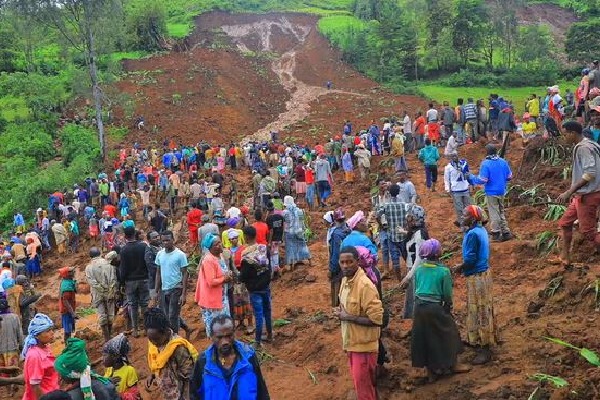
[
  {"xmin": 455, "ymin": 123, "xmax": 465, "ymax": 145},
  {"xmin": 379, "ymin": 231, "xmax": 391, "ymax": 267},
  {"xmin": 394, "ymin": 157, "xmax": 407, "ymax": 172},
  {"xmin": 425, "ymin": 165, "xmax": 438, "ymax": 189},
  {"xmin": 249, "ymin": 289, "xmax": 272, "ymax": 344},
  {"xmin": 306, "ymin": 184, "xmax": 316, "ymax": 207},
  {"xmin": 389, "ymin": 240, "xmax": 406, "ymax": 272},
  {"xmin": 160, "ymin": 287, "xmax": 183, "ymax": 333}
]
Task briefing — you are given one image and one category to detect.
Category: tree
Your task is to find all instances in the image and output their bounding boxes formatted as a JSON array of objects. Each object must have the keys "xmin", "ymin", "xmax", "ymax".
[
  {"xmin": 487, "ymin": 0, "xmax": 525, "ymax": 69},
  {"xmin": 425, "ymin": 0, "xmax": 454, "ymax": 69},
  {"xmin": 126, "ymin": 0, "xmax": 167, "ymax": 51},
  {"xmin": 452, "ymin": 0, "xmax": 486, "ymax": 66},
  {"xmin": 517, "ymin": 25, "xmax": 553, "ymax": 65},
  {"xmin": 353, "ymin": 0, "xmax": 381, "ymax": 21},
  {"xmin": 565, "ymin": 19, "xmax": 600, "ymax": 62}
]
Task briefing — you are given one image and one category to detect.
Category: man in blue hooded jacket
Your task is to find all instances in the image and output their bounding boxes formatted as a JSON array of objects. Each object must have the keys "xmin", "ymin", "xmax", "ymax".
[{"xmin": 190, "ymin": 315, "xmax": 270, "ymax": 400}]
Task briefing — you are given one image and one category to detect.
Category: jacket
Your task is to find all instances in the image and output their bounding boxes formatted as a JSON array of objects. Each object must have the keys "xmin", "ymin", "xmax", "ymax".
[
  {"xmin": 498, "ymin": 109, "xmax": 516, "ymax": 132},
  {"xmin": 338, "ymin": 268, "xmax": 383, "ymax": 352},
  {"xmin": 418, "ymin": 145, "xmax": 440, "ymax": 166},
  {"xmin": 190, "ymin": 341, "xmax": 270, "ymax": 400},
  {"xmin": 329, "ymin": 225, "xmax": 350, "ymax": 274},
  {"xmin": 462, "ymin": 224, "xmax": 490, "ymax": 276},
  {"xmin": 444, "ymin": 163, "xmax": 470, "ymax": 193}
]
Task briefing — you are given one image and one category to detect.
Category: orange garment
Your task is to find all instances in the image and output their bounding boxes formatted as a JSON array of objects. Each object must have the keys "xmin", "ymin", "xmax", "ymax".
[
  {"xmin": 427, "ymin": 122, "xmax": 441, "ymax": 143},
  {"xmin": 103, "ymin": 204, "xmax": 117, "ymax": 218},
  {"xmin": 186, "ymin": 208, "xmax": 203, "ymax": 244},
  {"xmin": 415, "ymin": 116, "xmax": 426, "ymax": 135}
]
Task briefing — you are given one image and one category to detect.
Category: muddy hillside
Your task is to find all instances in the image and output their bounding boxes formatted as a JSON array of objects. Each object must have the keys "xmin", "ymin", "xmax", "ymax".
[{"xmin": 29, "ymin": 11, "xmax": 600, "ymax": 400}]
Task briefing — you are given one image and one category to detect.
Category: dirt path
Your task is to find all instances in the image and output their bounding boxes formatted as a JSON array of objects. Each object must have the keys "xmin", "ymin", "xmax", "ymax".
[{"xmin": 222, "ymin": 16, "xmax": 366, "ymax": 143}]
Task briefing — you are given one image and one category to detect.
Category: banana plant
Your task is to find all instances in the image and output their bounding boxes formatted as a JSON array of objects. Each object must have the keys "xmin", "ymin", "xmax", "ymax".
[
  {"xmin": 544, "ymin": 337, "xmax": 600, "ymax": 367},
  {"xmin": 544, "ymin": 204, "xmax": 566, "ymax": 221}
]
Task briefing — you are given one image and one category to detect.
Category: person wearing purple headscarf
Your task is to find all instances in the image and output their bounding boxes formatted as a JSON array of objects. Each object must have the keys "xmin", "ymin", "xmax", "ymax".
[
  {"xmin": 221, "ymin": 218, "xmax": 245, "ymax": 249},
  {"xmin": 410, "ymin": 239, "xmax": 466, "ymax": 382}
]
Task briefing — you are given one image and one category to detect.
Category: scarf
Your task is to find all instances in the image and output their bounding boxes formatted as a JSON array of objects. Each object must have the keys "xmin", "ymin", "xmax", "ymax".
[
  {"xmin": 486, "ymin": 154, "xmax": 500, "ymax": 161},
  {"xmin": 147, "ymin": 336, "xmax": 198, "ymax": 375},
  {"xmin": 21, "ymin": 313, "xmax": 54, "ymax": 360},
  {"xmin": 55, "ymin": 338, "xmax": 110, "ymax": 400},
  {"xmin": 60, "ymin": 279, "xmax": 77, "ymax": 296}
]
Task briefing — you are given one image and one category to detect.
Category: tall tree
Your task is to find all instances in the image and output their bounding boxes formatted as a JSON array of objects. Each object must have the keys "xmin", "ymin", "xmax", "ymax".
[
  {"xmin": 425, "ymin": 0, "xmax": 454, "ymax": 69},
  {"xmin": 452, "ymin": 0, "xmax": 486, "ymax": 66}
]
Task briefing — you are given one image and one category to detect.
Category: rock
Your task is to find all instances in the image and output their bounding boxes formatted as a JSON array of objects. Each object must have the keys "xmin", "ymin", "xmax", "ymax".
[
  {"xmin": 527, "ymin": 301, "xmax": 543, "ymax": 314},
  {"xmin": 325, "ymin": 365, "xmax": 338, "ymax": 374},
  {"xmin": 305, "ymin": 275, "xmax": 317, "ymax": 283}
]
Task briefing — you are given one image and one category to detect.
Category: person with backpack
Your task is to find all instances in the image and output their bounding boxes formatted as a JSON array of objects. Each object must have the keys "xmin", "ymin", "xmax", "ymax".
[{"xmin": 557, "ymin": 121, "xmax": 600, "ymax": 267}]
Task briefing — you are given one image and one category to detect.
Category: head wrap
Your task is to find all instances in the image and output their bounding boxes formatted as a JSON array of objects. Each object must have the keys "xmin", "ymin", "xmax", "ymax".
[
  {"xmin": 2, "ymin": 278, "xmax": 15, "ymax": 291},
  {"xmin": 58, "ymin": 266, "xmax": 74, "ymax": 279},
  {"xmin": 103, "ymin": 333, "xmax": 130, "ymax": 364},
  {"xmin": 227, "ymin": 229, "xmax": 240, "ymax": 240},
  {"xmin": 226, "ymin": 217, "xmax": 239, "ymax": 228},
  {"xmin": 408, "ymin": 205, "xmax": 426, "ymax": 226},
  {"xmin": 418, "ymin": 239, "xmax": 443, "ymax": 260},
  {"xmin": 202, "ymin": 233, "xmax": 219, "ymax": 250},
  {"xmin": 323, "ymin": 211, "xmax": 334, "ymax": 225},
  {"xmin": 283, "ymin": 195, "xmax": 296, "ymax": 209},
  {"xmin": 201, "ymin": 215, "xmax": 210, "ymax": 223},
  {"xmin": 21, "ymin": 313, "xmax": 54, "ymax": 360},
  {"xmin": 355, "ymin": 246, "xmax": 378, "ymax": 285},
  {"xmin": 55, "ymin": 338, "xmax": 108, "ymax": 398},
  {"xmin": 15, "ymin": 275, "xmax": 27, "ymax": 285},
  {"xmin": 347, "ymin": 210, "xmax": 365, "ymax": 230},
  {"xmin": 464, "ymin": 205, "xmax": 486, "ymax": 222},
  {"xmin": 332, "ymin": 207, "xmax": 345, "ymax": 221}
]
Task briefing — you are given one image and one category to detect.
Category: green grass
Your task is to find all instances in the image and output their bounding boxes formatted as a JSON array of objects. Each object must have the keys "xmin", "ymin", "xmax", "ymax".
[
  {"xmin": 418, "ymin": 81, "xmax": 576, "ymax": 115},
  {"xmin": 167, "ymin": 22, "xmax": 195, "ymax": 39},
  {"xmin": 110, "ymin": 51, "xmax": 150, "ymax": 62},
  {"xmin": 0, "ymin": 96, "xmax": 30, "ymax": 121}
]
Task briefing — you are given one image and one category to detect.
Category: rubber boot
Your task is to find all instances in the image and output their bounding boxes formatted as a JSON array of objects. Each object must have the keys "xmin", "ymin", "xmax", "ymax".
[
  {"xmin": 131, "ymin": 307, "xmax": 139, "ymax": 338},
  {"xmin": 472, "ymin": 346, "xmax": 492, "ymax": 365}
]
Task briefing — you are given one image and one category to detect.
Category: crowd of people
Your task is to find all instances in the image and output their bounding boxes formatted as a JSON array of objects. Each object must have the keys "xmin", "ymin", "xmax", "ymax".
[{"xmin": 0, "ymin": 62, "xmax": 600, "ymax": 398}]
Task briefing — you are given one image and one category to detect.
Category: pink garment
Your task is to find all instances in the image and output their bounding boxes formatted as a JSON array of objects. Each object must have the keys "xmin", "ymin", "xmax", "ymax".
[
  {"xmin": 217, "ymin": 157, "xmax": 225, "ymax": 172},
  {"xmin": 195, "ymin": 253, "xmax": 226, "ymax": 309},
  {"xmin": 22, "ymin": 346, "xmax": 60, "ymax": 400},
  {"xmin": 348, "ymin": 352, "xmax": 378, "ymax": 400}
]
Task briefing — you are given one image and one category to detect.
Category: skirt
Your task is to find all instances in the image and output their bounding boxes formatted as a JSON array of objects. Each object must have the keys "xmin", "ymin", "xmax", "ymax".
[
  {"xmin": 232, "ymin": 281, "xmax": 252, "ymax": 320},
  {"xmin": 201, "ymin": 288, "xmax": 231, "ymax": 337},
  {"xmin": 466, "ymin": 269, "xmax": 499, "ymax": 346},
  {"xmin": 411, "ymin": 300, "xmax": 462, "ymax": 371},
  {"xmin": 403, "ymin": 278, "xmax": 415, "ymax": 319},
  {"xmin": 26, "ymin": 256, "xmax": 41, "ymax": 275},
  {"xmin": 284, "ymin": 232, "xmax": 311, "ymax": 265},
  {"xmin": 295, "ymin": 181, "xmax": 307, "ymax": 194}
]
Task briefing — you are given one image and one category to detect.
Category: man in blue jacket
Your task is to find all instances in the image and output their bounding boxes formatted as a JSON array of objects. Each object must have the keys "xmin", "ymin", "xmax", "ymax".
[
  {"xmin": 190, "ymin": 315, "xmax": 270, "ymax": 400},
  {"xmin": 470, "ymin": 144, "xmax": 513, "ymax": 241}
]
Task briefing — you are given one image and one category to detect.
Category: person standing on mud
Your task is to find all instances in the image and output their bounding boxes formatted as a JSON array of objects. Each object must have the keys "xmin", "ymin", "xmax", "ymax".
[
  {"xmin": 557, "ymin": 121, "xmax": 600, "ymax": 267},
  {"xmin": 119, "ymin": 226, "xmax": 150, "ymax": 338},
  {"xmin": 334, "ymin": 246, "xmax": 383, "ymax": 400},
  {"xmin": 454, "ymin": 205, "xmax": 498, "ymax": 365},
  {"xmin": 469, "ymin": 144, "xmax": 513, "ymax": 242},
  {"xmin": 85, "ymin": 247, "xmax": 117, "ymax": 342},
  {"xmin": 328, "ymin": 208, "xmax": 349, "ymax": 307}
]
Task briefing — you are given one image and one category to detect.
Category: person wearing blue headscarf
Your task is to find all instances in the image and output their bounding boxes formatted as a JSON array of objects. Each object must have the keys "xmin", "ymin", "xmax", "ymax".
[{"xmin": 22, "ymin": 313, "xmax": 60, "ymax": 397}]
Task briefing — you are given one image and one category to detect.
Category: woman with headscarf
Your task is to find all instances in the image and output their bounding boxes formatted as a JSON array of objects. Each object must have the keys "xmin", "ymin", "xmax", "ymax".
[
  {"xmin": 195, "ymin": 234, "xmax": 232, "ymax": 337},
  {"xmin": 355, "ymin": 246, "xmax": 390, "ymax": 371},
  {"xmin": 282, "ymin": 196, "xmax": 312, "ymax": 271},
  {"xmin": 0, "ymin": 298, "xmax": 22, "ymax": 395},
  {"xmin": 341, "ymin": 211, "xmax": 377, "ymax": 256},
  {"xmin": 22, "ymin": 313, "xmax": 60, "ymax": 399},
  {"xmin": 400, "ymin": 205, "xmax": 430, "ymax": 318},
  {"xmin": 221, "ymin": 218, "xmax": 245, "ymax": 249},
  {"xmin": 454, "ymin": 205, "xmax": 498, "ymax": 365},
  {"xmin": 222, "ymin": 230, "xmax": 253, "ymax": 334},
  {"xmin": 102, "ymin": 334, "xmax": 141, "ymax": 400},
  {"xmin": 411, "ymin": 239, "xmax": 464, "ymax": 382},
  {"xmin": 55, "ymin": 337, "xmax": 118, "ymax": 399}
]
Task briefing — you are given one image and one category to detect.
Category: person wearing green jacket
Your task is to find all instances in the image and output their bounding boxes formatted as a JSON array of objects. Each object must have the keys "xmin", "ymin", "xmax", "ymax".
[{"xmin": 418, "ymin": 139, "xmax": 440, "ymax": 191}]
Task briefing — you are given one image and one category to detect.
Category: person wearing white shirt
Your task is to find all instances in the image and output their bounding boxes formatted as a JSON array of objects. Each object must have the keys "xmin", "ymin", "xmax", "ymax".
[
  {"xmin": 444, "ymin": 154, "xmax": 472, "ymax": 228},
  {"xmin": 426, "ymin": 103, "xmax": 439, "ymax": 122},
  {"xmin": 403, "ymin": 111, "xmax": 414, "ymax": 153},
  {"xmin": 444, "ymin": 131, "xmax": 459, "ymax": 157},
  {"xmin": 226, "ymin": 206, "xmax": 242, "ymax": 219}
]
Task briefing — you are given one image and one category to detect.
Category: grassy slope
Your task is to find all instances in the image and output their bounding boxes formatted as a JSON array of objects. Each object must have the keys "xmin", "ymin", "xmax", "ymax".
[{"xmin": 419, "ymin": 81, "xmax": 577, "ymax": 115}]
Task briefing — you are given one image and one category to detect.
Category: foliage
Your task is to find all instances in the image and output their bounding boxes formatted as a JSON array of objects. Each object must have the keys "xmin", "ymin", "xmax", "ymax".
[
  {"xmin": 544, "ymin": 337, "xmax": 600, "ymax": 366},
  {"xmin": 565, "ymin": 19, "xmax": 600, "ymax": 62},
  {"xmin": 530, "ymin": 373, "xmax": 569, "ymax": 388},
  {"xmin": 536, "ymin": 231, "xmax": 559, "ymax": 254},
  {"xmin": 126, "ymin": 0, "xmax": 168, "ymax": 51},
  {"xmin": 0, "ymin": 122, "xmax": 55, "ymax": 162},
  {"xmin": 60, "ymin": 123, "xmax": 101, "ymax": 166},
  {"xmin": 544, "ymin": 205, "xmax": 567, "ymax": 221}
]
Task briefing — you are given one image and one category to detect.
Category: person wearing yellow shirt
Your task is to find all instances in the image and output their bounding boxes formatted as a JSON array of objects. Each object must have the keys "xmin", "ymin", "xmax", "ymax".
[
  {"xmin": 521, "ymin": 113, "xmax": 537, "ymax": 145},
  {"xmin": 103, "ymin": 334, "xmax": 142, "ymax": 400},
  {"xmin": 526, "ymin": 94, "xmax": 540, "ymax": 124}
]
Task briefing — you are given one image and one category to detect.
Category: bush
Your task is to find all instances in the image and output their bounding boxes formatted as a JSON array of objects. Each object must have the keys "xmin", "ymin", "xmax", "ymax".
[
  {"xmin": 436, "ymin": 64, "xmax": 560, "ymax": 88},
  {"xmin": 60, "ymin": 123, "xmax": 101, "ymax": 166},
  {"xmin": 126, "ymin": 0, "xmax": 169, "ymax": 51},
  {"xmin": 0, "ymin": 122, "xmax": 55, "ymax": 162}
]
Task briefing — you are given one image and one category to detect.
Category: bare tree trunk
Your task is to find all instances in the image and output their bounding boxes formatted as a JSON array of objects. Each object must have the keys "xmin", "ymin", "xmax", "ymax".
[{"xmin": 83, "ymin": 0, "xmax": 105, "ymax": 161}]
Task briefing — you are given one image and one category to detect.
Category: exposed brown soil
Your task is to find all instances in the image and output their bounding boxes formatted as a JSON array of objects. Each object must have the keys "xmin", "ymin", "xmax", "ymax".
[{"xmin": 23, "ymin": 10, "xmax": 600, "ymax": 400}]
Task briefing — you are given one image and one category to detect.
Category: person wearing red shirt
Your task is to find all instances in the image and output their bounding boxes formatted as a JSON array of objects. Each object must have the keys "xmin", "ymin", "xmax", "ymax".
[
  {"xmin": 314, "ymin": 143, "xmax": 325, "ymax": 156},
  {"xmin": 186, "ymin": 204, "xmax": 203, "ymax": 246},
  {"xmin": 414, "ymin": 111, "xmax": 427, "ymax": 149},
  {"xmin": 294, "ymin": 162, "xmax": 307, "ymax": 200},
  {"xmin": 252, "ymin": 210, "xmax": 270, "ymax": 245}
]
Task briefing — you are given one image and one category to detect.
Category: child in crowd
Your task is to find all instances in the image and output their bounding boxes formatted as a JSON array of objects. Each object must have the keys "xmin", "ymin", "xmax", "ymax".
[{"xmin": 103, "ymin": 334, "xmax": 141, "ymax": 400}]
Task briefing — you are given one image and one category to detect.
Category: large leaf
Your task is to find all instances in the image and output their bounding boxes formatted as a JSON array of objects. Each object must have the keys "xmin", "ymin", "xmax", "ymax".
[
  {"xmin": 273, "ymin": 319, "xmax": 292, "ymax": 328},
  {"xmin": 530, "ymin": 373, "xmax": 568, "ymax": 388},
  {"xmin": 579, "ymin": 348, "xmax": 600, "ymax": 367},
  {"xmin": 543, "ymin": 337, "xmax": 578, "ymax": 350}
]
